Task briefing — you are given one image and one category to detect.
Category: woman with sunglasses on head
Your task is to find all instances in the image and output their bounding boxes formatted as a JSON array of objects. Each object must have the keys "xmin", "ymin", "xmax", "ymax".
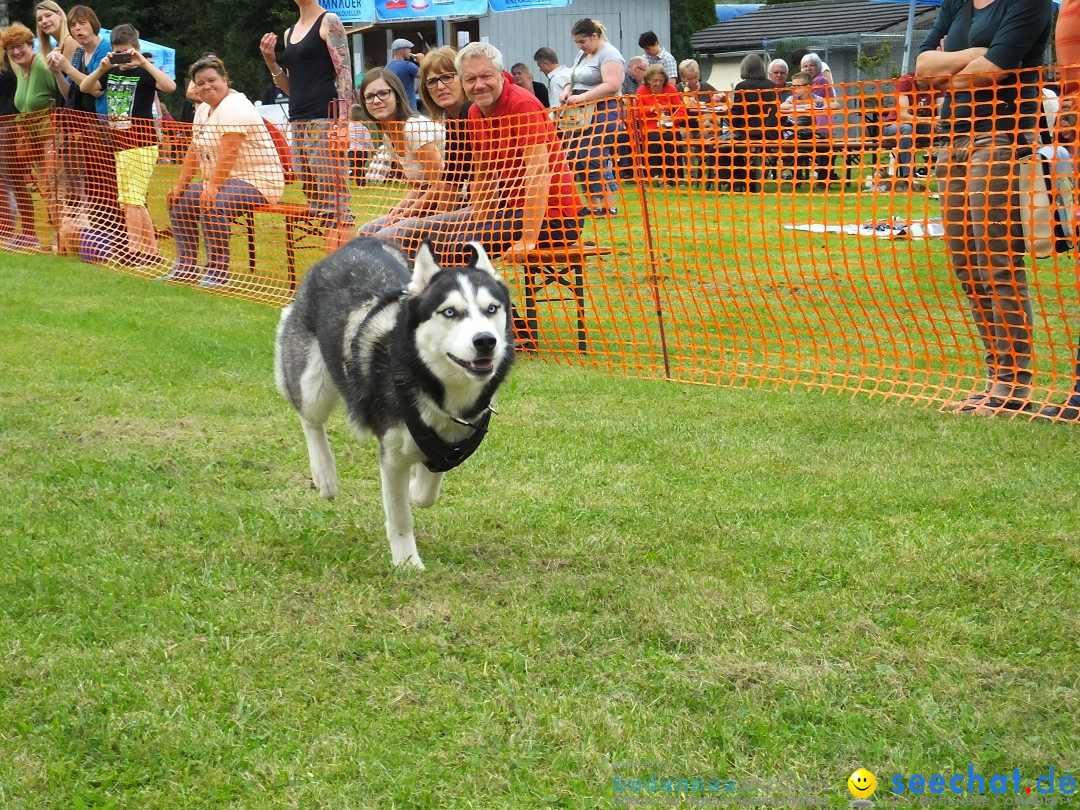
[
  {"xmin": 353, "ymin": 67, "xmax": 448, "ymax": 249},
  {"xmin": 161, "ymin": 54, "xmax": 284, "ymax": 287}
]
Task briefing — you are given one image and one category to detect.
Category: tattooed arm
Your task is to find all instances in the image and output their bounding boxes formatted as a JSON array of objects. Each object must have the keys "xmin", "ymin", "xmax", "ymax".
[{"xmin": 322, "ymin": 12, "xmax": 352, "ymax": 121}]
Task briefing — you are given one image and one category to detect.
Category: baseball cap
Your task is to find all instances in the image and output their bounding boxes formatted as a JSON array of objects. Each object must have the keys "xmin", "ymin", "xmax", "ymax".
[{"xmin": 391, "ymin": 38, "xmax": 413, "ymax": 51}]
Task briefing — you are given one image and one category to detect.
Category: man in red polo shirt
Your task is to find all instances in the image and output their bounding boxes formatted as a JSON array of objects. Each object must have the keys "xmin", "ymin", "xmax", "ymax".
[{"xmin": 416, "ymin": 41, "xmax": 582, "ymax": 264}]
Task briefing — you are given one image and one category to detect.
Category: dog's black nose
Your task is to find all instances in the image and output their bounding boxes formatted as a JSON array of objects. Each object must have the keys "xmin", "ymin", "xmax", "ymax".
[{"xmin": 473, "ymin": 333, "xmax": 497, "ymax": 354}]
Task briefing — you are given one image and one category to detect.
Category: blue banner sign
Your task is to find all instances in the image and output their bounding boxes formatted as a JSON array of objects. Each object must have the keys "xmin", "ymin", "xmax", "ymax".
[{"xmin": 325, "ymin": 0, "xmax": 377, "ymax": 22}]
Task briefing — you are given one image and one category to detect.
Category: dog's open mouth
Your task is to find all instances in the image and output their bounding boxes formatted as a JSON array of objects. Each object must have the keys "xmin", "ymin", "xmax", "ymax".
[{"xmin": 449, "ymin": 354, "xmax": 495, "ymax": 376}]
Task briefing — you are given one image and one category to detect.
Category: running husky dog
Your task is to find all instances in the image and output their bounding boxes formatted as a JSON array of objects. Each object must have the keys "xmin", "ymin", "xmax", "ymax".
[{"xmin": 274, "ymin": 237, "xmax": 514, "ymax": 569}]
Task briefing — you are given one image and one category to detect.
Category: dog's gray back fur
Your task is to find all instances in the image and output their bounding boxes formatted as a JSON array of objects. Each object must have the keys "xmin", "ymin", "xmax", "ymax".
[{"xmin": 277, "ymin": 237, "xmax": 413, "ymax": 437}]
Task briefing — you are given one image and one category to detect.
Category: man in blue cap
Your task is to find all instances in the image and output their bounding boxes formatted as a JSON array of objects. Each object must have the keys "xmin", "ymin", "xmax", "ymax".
[{"xmin": 387, "ymin": 38, "xmax": 420, "ymax": 109}]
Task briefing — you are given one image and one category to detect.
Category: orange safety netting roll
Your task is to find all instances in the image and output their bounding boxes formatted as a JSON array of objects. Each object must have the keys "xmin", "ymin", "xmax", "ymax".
[{"xmin": 3, "ymin": 68, "xmax": 1080, "ymax": 419}]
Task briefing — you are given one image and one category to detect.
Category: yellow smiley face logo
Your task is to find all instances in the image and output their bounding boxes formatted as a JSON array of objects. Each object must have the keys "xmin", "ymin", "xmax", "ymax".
[{"xmin": 848, "ymin": 768, "xmax": 877, "ymax": 799}]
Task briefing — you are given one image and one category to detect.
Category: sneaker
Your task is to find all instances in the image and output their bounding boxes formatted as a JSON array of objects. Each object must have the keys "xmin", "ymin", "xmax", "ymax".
[
  {"xmin": 577, "ymin": 207, "xmax": 594, "ymax": 218},
  {"xmin": 134, "ymin": 251, "xmax": 166, "ymax": 269},
  {"xmin": 199, "ymin": 267, "xmax": 230, "ymax": 289},
  {"xmin": 4, "ymin": 234, "xmax": 41, "ymax": 251},
  {"xmin": 118, "ymin": 250, "xmax": 164, "ymax": 269},
  {"xmin": 955, "ymin": 394, "xmax": 1032, "ymax": 416},
  {"xmin": 155, "ymin": 264, "xmax": 200, "ymax": 283}
]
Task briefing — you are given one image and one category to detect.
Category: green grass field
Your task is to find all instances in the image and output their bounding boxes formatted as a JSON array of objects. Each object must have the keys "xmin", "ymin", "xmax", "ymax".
[{"xmin": 1, "ymin": 253, "xmax": 1079, "ymax": 809}]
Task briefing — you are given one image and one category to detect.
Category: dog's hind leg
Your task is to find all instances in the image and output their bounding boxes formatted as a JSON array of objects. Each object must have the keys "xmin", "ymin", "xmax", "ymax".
[
  {"xmin": 298, "ymin": 348, "xmax": 341, "ymax": 500},
  {"xmin": 302, "ymin": 420, "xmax": 338, "ymax": 500},
  {"xmin": 409, "ymin": 464, "xmax": 445, "ymax": 508},
  {"xmin": 380, "ymin": 450, "xmax": 424, "ymax": 569}
]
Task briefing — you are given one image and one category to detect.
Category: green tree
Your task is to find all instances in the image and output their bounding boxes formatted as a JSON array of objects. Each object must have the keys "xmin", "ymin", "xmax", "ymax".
[
  {"xmin": 670, "ymin": 0, "xmax": 721, "ymax": 61},
  {"xmin": 9, "ymin": 0, "xmax": 295, "ymax": 111}
]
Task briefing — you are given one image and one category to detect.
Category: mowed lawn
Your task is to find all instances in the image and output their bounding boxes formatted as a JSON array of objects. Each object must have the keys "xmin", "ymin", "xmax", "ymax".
[{"xmin": 1, "ymin": 253, "xmax": 1079, "ymax": 809}]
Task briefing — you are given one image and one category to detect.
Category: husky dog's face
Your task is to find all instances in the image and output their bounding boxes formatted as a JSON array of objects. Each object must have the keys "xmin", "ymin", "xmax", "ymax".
[{"xmin": 410, "ymin": 243, "xmax": 512, "ymax": 380}]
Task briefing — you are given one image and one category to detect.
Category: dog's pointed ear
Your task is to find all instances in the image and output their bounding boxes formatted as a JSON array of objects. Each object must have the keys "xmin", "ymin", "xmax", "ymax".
[
  {"xmin": 408, "ymin": 241, "xmax": 442, "ymax": 294},
  {"xmin": 466, "ymin": 242, "xmax": 501, "ymax": 280}
]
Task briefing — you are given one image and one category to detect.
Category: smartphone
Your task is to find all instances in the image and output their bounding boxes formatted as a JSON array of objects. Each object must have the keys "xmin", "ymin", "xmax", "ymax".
[{"xmin": 112, "ymin": 52, "xmax": 131, "ymax": 64}]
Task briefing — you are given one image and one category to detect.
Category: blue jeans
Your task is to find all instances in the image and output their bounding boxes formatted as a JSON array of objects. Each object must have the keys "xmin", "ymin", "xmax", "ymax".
[
  {"xmin": 882, "ymin": 121, "xmax": 933, "ymax": 178},
  {"xmin": 168, "ymin": 179, "xmax": 268, "ymax": 272},
  {"xmin": 0, "ymin": 171, "xmax": 16, "ymax": 240},
  {"xmin": 563, "ymin": 100, "xmax": 621, "ymax": 197},
  {"xmin": 292, "ymin": 119, "xmax": 354, "ymax": 225}
]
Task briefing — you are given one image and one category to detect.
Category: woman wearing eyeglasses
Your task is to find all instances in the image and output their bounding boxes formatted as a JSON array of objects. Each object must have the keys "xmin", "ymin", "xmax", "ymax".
[
  {"xmin": 350, "ymin": 47, "xmax": 472, "ymax": 257},
  {"xmin": 417, "ymin": 47, "xmax": 472, "ymax": 202},
  {"xmin": 161, "ymin": 54, "xmax": 284, "ymax": 287},
  {"xmin": 353, "ymin": 67, "xmax": 448, "ymax": 246},
  {"xmin": 0, "ymin": 22, "xmax": 61, "ymax": 251}
]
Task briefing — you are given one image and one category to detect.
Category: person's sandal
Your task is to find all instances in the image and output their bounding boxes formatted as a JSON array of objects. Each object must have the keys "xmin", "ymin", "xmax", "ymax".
[{"xmin": 960, "ymin": 395, "xmax": 1032, "ymax": 416}]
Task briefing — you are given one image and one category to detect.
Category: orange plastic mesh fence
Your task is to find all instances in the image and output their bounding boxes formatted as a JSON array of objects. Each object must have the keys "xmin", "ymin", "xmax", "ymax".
[{"xmin": 3, "ymin": 71, "xmax": 1080, "ymax": 416}]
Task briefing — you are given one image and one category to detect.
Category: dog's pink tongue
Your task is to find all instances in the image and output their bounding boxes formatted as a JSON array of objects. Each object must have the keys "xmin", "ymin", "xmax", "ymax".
[{"xmin": 473, "ymin": 359, "xmax": 494, "ymax": 371}]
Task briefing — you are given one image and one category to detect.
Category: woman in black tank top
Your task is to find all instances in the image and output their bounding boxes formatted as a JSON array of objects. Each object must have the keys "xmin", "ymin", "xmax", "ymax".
[{"xmin": 281, "ymin": 12, "xmax": 336, "ymax": 122}]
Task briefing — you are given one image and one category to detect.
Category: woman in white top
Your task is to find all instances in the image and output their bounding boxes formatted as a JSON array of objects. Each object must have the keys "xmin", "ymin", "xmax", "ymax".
[
  {"xmin": 355, "ymin": 67, "xmax": 446, "ymax": 242},
  {"xmin": 560, "ymin": 17, "xmax": 625, "ymax": 216},
  {"xmin": 163, "ymin": 54, "xmax": 284, "ymax": 287}
]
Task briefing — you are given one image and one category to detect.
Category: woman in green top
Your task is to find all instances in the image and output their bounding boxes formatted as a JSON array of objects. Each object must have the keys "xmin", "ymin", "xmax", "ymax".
[{"xmin": 1, "ymin": 22, "xmax": 59, "ymax": 251}]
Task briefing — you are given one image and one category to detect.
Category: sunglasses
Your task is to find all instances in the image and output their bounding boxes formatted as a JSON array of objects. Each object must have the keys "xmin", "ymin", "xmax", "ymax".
[{"xmin": 424, "ymin": 72, "xmax": 457, "ymax": 90}]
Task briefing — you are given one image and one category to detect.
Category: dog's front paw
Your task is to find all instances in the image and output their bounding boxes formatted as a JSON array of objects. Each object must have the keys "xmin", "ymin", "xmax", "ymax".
[
  {"xmin": 311, "ymin": 474, "xmax": 338, "ymax": 500},
  {"xmin": 389, "ymin": 534, "xmax": 424, "ymax": 569}
]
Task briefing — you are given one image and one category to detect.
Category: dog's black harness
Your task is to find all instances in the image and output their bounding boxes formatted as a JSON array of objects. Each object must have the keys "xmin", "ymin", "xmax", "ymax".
[{"xmin": 391, "ymin": 293, "xmax": 495, "ymax": 473}]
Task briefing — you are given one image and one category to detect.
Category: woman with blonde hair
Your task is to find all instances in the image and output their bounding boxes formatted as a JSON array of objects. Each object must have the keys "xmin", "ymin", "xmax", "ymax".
[
  {"xmin": 418, "ymin": 46, "xmax": 470, "ymax": 192},
  {"xmin": 560, "ymin": 17, "xmax": 625, "ymax": 216},
  {"xmin": 510, "ymin": 61, "xmax": 548, "ymax": 106},
  {"xmin": 36, "ymin": 0, "xmax": 78, "ymax": 87}
]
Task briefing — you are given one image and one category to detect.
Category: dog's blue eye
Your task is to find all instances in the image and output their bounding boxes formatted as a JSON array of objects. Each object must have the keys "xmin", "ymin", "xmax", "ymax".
[
  {"xmin": 441, "ymin": 307, "xmax": 457, "ymax": 318},
  {"xmin": 485, "ymin": 303, "xmax": 500, "ymax": 315}
]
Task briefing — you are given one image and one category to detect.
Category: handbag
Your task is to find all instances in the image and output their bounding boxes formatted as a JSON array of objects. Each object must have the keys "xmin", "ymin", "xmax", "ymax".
[
  {"xmin": 64, "ymin": 47, "xmax": 98, "ymax": 115},
  {"xmin": 1018, "ymin": 145, "xmax": 1076, "ymax": 259},
  {"xmin": 555, "ymin": 102, "xmax": 595, "ymax": 132},
  {"xmin": 555, "ymin": 52, "xmax": 596, "ymax": 132}
]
